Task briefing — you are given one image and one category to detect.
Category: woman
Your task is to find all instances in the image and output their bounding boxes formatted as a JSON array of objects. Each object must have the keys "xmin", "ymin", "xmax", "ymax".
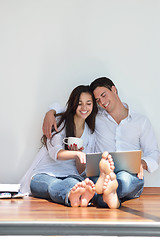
[{"xmin": 20, "ymin": 85, "xmax": 98, "ymax": 207}]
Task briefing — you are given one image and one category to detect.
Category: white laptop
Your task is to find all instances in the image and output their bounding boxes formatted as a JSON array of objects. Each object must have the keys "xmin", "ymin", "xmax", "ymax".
[{"xmin": 86, "ymin": 150, "xmax": 142, "ymax": 177}]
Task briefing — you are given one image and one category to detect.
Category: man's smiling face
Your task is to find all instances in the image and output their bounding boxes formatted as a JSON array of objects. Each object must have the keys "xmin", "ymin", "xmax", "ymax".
[{"xmin": 93, "ymin": 86, "xmax": 118, "ymax": 113}]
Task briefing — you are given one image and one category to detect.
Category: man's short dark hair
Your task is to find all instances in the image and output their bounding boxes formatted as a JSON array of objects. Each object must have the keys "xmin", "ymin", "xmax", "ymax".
[{"xmin": 90, "ymin": 77, "xmax": 115, "ymax": 92}]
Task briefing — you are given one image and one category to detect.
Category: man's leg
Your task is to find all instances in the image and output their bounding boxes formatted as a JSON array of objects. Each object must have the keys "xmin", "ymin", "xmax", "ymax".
[
  {"xmin": 102, "ymin": 172, "xmax": 120, "ymax": 209},
  {"xmin": 90, "ymin": 174, "xmax": 120, "ymax": 208},
  {"xmin": 116, "ymin": 171, "xmax": 144, "ymax": 201},
  {"xmin": 89, "ymin": 154, "xmax": 120, "ymax": 209},
  {"xmin": 94, "ymin": 152, "xmax": 115, "ymax": 194}
]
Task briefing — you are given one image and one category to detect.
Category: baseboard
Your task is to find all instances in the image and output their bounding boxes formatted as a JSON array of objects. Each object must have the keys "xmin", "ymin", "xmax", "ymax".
[{"xmin": 142, "ymin": 187, "xmax": 160, "ymax": 195}]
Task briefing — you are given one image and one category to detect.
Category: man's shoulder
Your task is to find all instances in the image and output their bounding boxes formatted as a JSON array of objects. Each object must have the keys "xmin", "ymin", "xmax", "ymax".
[{"xmin": 130, "ymin": 108, "xmax": 149, "ymax": 123}]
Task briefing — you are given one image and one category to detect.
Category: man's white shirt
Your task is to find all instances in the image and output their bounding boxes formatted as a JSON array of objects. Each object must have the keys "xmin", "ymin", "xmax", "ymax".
[
  {"xmin": 49, "ymin": 103, "xmax": 160, "ymax": 173},
  {"xmin": 95, "ymin": 104, "xmax": 159, "ymax": 173}
]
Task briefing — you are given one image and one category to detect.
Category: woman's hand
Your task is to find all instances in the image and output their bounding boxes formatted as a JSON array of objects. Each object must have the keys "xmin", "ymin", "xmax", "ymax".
[
  {"xmin": 68, "ymin": 144, "xmax": 84, "ymax": 152},
  {"xmin": 57, "ymin": 150, "xmax": 86, "ymax": 174},
  {"xmin": 42, "ymin": 110, "xmax": 58, "ymax": 138},
  {"xmin": 76, "ymin": 151, "xmax": 86, "ymax": 164},
  {"xmin": 57, "ymin": 149, "xmax": 86, "ymax": 163},
  {"xmin": 75, "ymin": 152, "xmax": 86, "ymax": 174}
]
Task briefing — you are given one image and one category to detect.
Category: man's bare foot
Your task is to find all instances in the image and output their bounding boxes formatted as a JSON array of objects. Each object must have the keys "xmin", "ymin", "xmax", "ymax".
[
  {"xmin": 80, "ymin": 178, "xmax": 95, "ymax": 207},
  {"xmin": 102, "ymin": 172, "xmax": 120, "ymax": 209},
  {"xmin": 68, "ymin": 179, "xmax": 95, "ymax": 207},
  {"xmin": 68, "ymin": 181, "xmax": 86, "ymax": 207},
  {"xmin": 95, "ymin": 152, "xmax": 115, "ymax": 194}
]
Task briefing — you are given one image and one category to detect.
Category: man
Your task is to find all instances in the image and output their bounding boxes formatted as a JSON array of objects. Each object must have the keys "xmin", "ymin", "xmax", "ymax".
[{"xmin": 42, "ymin": 77, "xmax": 160, "ymax": 203}]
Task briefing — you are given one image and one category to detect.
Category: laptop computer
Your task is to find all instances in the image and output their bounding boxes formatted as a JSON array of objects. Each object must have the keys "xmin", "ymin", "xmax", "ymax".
[{"xmin": 86, "ymin": 150, "xmax": 142, "ymax": 177}]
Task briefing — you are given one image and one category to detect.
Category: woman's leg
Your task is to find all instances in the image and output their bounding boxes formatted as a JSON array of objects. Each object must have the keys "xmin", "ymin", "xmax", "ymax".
[
  {"xmin": 30, "ymin": 173, "xmax": 81, "ymax": 206},
  {"xmin": 116, "ymin": 171, "xmax": 144, "ymax": 201},
  {"xmin": 48, "ymin": 176, "xmax": 81, "ymax": 206},
  {"xmin": 31, "ymin": 174, "xmax": 95, "ymax": 207},
  {"xmin": 30, "ymin": 173, "xmax": 60, "ymax": 200}
]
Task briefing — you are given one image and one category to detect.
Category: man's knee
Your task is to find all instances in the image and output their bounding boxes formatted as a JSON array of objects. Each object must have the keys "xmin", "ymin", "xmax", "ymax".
[
  {"xmin": 116, "ymin": 171, "xmax": 144, "ymax": 199},
  {"xmin": 116, "ymin": 171, "xmax": 132, "ymax": 187}
]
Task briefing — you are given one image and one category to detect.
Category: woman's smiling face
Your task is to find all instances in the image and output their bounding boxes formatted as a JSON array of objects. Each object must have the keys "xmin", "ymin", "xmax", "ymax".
[{"xmin": 75, "ymin": 92, "xmax": 93, "ymax": 120}]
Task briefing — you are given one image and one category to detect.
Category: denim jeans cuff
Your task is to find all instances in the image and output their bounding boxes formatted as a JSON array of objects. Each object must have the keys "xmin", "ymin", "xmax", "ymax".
[{"xmin": 65, "ymin": 192, "xmax": 71, "ymax": 207}]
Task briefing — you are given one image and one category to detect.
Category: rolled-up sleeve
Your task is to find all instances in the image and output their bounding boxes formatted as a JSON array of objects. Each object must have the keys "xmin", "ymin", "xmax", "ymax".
[
  {"xmin": 48, "ymin": 103, "xmax": 65, "ymax": 114},
  {"xmin": 47, "ymin": 129, "xmax": 65, "ymax": 161},
  {"xmin": 140, "ymin": 117, "xmax": 160, "ymax": 173}
]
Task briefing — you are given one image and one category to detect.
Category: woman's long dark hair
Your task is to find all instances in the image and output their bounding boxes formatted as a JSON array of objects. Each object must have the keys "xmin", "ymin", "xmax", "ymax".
[{"xmin": 41, "ymin": 85, "xmax": 98, "ymax": 149}]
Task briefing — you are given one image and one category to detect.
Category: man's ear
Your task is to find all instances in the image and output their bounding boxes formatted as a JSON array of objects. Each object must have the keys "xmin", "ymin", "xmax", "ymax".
[{"xmin": 111, "ymin": 86, "xmax": 118, "ymax": 94}]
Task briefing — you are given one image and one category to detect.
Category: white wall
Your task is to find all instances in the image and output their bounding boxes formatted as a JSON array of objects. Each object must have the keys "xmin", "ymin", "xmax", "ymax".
[{"xmin": 0, "ymin": 0, "xmax": 159, "ymax": 186}]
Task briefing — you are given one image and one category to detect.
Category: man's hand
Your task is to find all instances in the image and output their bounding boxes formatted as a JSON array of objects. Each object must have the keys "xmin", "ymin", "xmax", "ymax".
[
  {"xmin": 137, "ymin": 159, "xmax": 147, "ymax": 179},
  {"xmin": 141, "ymin": 159, "xmax": 148, "ymax": 170},
  {"xmin": 137, "ymin": 164, "xmax": 144, "ymax": 179},
  {"xmin": 42, "ymin": 110, "xmax": 58, "ymax": 139}
]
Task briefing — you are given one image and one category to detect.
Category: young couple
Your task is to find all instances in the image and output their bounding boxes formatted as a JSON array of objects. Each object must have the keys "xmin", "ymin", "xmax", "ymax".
[{"xmin": 20, "ymin": 77, "xmax": 160, "ymax": 208}]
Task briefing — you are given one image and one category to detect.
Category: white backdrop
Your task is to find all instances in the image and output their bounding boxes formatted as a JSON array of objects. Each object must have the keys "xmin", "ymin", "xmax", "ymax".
[{"xmin": 0, "ymin": 0, "xmax": 159, "ymax": 186}]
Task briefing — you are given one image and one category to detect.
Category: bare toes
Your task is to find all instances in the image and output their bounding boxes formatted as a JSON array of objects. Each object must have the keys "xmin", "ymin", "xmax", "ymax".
[
  {"xmin": 84, "ymin": 178, "xmax": 95, "ymax": 187},
  {"xmin": 69, "ymin": 181, "xmax": 86, "ymax": 207},
  {"xmin": 102, "ymin": 151, "xmax": 109, "ymax": 159}
]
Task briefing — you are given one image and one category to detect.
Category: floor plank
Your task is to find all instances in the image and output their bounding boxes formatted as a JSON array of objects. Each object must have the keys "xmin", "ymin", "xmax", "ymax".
[{"xmin": 0, "ymin": 187, "xmax": 160, "ymax": 236}]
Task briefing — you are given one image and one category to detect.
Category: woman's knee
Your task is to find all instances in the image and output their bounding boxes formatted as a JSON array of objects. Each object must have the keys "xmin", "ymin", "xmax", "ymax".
[
  {"xmin": 30, "ymin": 178, "xmax": 49, "ymax": 199},
  {"xmin": 30, "ymin": 174, "xmax": 56, "ymax": 199}
]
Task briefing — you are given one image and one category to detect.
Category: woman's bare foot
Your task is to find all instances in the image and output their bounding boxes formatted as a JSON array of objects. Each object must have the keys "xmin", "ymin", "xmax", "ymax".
[
  {"xmin": 80, "ymin": 178, "xmax": 95, "ymax": 207},
  {"xmin": 68, "ymin": 179, "xmax": 95, "ymax": 207},
  {"xmin": 102, "ymin": 172, "xmax": 120, "ymax": 209},
  {"xmin": 68, "ymin": 181, "xmax": 86, "ymax": 207},
  {"xmin": 95, "ymin": 152, "xmax": 115, "ymax": 194}
]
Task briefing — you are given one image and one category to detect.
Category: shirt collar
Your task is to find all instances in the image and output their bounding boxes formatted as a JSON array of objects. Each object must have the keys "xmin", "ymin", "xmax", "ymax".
[
  {"xmin": 98, "ymin": 102, "xmax": 133, "ymax": 120},
  {"xmin": 123, "ymin": 103, "xmax": 132, "ymax": 120}
]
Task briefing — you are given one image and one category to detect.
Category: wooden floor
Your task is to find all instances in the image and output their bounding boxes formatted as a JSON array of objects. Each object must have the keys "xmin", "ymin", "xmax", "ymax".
[{"xmin": 0, "ymin": 187, "xmax": 160, "ymax": 236}]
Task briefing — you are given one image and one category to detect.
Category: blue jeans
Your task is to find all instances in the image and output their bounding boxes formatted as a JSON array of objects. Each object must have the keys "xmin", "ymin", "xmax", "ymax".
[
  {"xmin": 30, "ymin": 173, "xmax": 84, "ymax": 206},
  {"xmin": 90, "ymin": 170, "xmax": 144, "ymax": 208},
  {"xmin": 116, "ymin": 171, "xmax": 144, "ymax": 202}
]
